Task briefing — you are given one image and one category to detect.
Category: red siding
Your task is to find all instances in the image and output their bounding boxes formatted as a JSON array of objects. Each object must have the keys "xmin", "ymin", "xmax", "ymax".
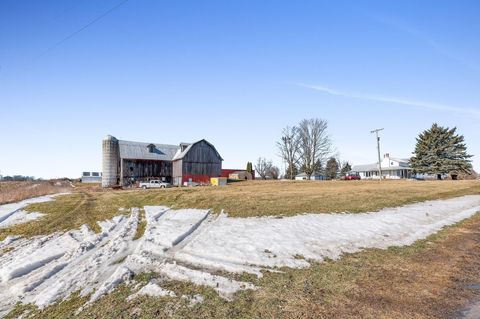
[
  {"xmin": 220, "ymin": 169, "xmax": 238, "ymax": 178},
  {"xmin": 221, "ymin": 169, "xmax": 255, "ymax": 180},
  {"xmin": 182, "ymin": 174, "xmax": 212, "ymax": 184}
]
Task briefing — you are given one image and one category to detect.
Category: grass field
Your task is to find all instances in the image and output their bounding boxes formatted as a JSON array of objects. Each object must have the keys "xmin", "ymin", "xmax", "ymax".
[
  {"xmin": 2, "ymin": 179, "xmax": 480, "ymax": 318},
  {"xmin": 0, "ymin": 180, "xmax": 71, "ymax": 205},
  {"xmin": 6, "ymin": 212, "xmax": 480, "ymax": 319},
  {"xmin": 1, "ymin": 179, "xmax": 479, "ymax": 241}
]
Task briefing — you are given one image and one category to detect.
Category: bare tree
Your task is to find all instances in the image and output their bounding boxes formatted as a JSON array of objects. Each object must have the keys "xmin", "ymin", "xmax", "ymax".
[
  {"xmin": 255, "ymin": 157, "xmax": 272, "ymax": 180},
  {"xmin": 298, "ymin": 118, "xmax": 333, "ymax": 179},
  {"xmin": 276, "ymin": 126, "xmax": 301, "ymax": 179},
  {"xmin": 267, "ymin": 165, "xmax": 280, "ymax": 180}
]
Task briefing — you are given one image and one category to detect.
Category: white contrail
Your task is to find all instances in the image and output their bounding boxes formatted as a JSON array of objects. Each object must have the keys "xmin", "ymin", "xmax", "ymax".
[{"xmin": 300, "ymin": 84, "xmax": 480, "ymax": 117}]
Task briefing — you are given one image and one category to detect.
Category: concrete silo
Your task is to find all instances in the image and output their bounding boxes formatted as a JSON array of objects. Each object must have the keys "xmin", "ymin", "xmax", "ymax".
[{"xmin": 102, "ymin": 135, "xmax": 119, "ymax": 187}]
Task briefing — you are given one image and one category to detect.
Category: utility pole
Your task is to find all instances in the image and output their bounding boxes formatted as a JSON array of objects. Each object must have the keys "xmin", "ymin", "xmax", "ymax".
[{"xmin": 370, "ymin": 128, "xmax": 384, "ymax": 179}]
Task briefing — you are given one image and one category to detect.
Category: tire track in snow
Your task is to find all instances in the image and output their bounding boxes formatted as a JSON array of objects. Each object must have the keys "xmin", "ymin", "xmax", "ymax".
[{"xmin": 1, "ymin": 195, "xmax": 480, "ymax": 317}]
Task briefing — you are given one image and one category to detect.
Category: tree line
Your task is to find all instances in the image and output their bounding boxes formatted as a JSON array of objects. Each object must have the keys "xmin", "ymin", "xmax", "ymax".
[
  {"xmin": 255, "ymin": 118, "xmax": 350, "ymax": 180},
  {"xmin": 254, "ymin": 119, "xmax": 474, "ymax": 181}
]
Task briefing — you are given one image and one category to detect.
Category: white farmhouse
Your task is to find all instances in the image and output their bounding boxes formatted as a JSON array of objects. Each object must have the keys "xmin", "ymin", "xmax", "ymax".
[{"xmin": 352, "ymin": 153, "xmax": 412, "ymax": 180}]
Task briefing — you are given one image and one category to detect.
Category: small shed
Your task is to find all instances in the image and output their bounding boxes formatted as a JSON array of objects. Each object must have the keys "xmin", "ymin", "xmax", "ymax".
[
  {"xmin": 229, "ymin": 171, "xmax": 253, "ymax": 180},
  {"xmin": 295, "ymin": 172, "xmax": 325, "ymax": 181},
  {"xmin": 211, "ymin": 177, "xmax": 227, "ymax": 186},
  {"xmin": 221, "ymin": 169, "xmax": 255, "ymax": 180},
  {"xmin": 82, "ymin": 172, "xmax": 102, "ymax": 183}
]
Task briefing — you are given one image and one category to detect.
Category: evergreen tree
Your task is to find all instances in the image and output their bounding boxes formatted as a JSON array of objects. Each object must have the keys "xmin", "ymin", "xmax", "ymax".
[
  {"xmin": 246, "ymin": 162, "xmax": 253, "ymax": 173},
  {"xmin": 340, "ymin": 162, "xmax": 352, "ymax": 177},
  {"xmin": 410, "ymin": 123, "xmax": 472, "ymax": 180},
  {"xmin": 325, "ymin": 157, "xmax": 339, "ymax": 180}
]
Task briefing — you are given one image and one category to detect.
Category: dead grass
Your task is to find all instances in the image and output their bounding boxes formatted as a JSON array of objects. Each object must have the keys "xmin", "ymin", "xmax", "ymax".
[
  {"xmin": 133, "ymin": 209, "xmax": 147, "ymax": 240},
  {"xmin": 0, "ymin": 180, "xmax": 71, "ymax": 205},
  {"xmin": 1, "ymin": 180, "xmax": 479, "ymax": 241},
  {"xmin": 103, "ymin": 180, "xmax": 480, "ymax": 219},
  {"xmin": 8, "ymin": 213, "xmax": 480, "ymax": 319},
  {"xmin": 3, "ymin": 180, "xmax": 480, "ymax": 318}
]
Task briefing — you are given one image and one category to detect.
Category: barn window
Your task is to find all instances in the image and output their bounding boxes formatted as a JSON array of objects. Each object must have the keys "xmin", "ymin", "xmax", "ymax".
[
  {"xmin": 147, "ymin": 144, "xmax": 156, "ymax": 153},
  {"xmin": 180, "ymin": 143, "xmax": 190, "ymax": 152}
]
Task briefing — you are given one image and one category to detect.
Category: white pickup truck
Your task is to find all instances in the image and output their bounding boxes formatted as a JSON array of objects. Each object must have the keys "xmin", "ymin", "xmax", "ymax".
[{"xmin": 139, "ymin": 180, "xmax": 171, "ymax": 189}]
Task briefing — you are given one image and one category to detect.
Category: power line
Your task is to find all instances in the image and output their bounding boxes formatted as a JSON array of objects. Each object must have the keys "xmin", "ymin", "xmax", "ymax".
[{"xmin": 37, "ymin": 0, "xmax": 130, "ymax": 59}]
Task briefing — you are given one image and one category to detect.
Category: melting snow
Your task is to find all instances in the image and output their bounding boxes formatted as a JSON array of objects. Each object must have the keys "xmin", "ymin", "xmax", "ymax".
[
  {"xmin": 127, "ymin": 281, "xmax": 176, "ymax": 301},
  {"xmin": 0, "ymin": 194, "xmax": 69, "ymax": 228},
  {"xmin": 0, "ymin": 195, "xmax": 480, "ymax": 317}
]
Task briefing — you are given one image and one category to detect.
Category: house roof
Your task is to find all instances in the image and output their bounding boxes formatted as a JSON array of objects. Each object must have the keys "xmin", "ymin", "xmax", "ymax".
[
  {"xmin": 351, "ymin": 163, "xmax": 378, "ymax": 172},
  {"xmin": 351, "ymin": 164, "xmax": 412, "ymax": 172},
  {"xmin": 390, "ymin": 157, "xmax": 410, "ymax": 163},
  {"xmin": 118, "ymin": 140, "xmax": 180, "ymax": 161},
  {"xmin": 172, "ymin": 139, "xmax": 223, "ymax": 161},
  {"xmin": 352, "ymin": 155, "xmax": 410, "ymax": 172}
]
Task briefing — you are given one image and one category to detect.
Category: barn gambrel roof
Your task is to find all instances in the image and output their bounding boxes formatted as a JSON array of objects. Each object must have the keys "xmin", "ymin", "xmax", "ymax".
[
  {"xmin": 116, "ymin": 138, "xmax": 222, "ymax": 162},
  {"xmin": 172, "ymin": 139, "xmax": 223, "ymax": 161},
  {"xmin": 118, "ymin": 140, "xmax": 180, "ymax": 161}
]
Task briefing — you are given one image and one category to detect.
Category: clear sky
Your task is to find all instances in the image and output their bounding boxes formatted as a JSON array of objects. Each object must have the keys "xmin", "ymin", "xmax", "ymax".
[{"xmin": 1, "ymin": 0, "xmax": 479, "ymax": 178}]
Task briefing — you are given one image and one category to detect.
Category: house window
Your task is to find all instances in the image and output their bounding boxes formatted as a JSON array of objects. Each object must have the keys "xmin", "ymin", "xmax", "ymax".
[
  {"xmin": 83, "ymin": 172, "xmax": 90, "ymax": 177},
  {"xmin": 92, "ymin": 172, "xmax": 99, "ymax": 177}
]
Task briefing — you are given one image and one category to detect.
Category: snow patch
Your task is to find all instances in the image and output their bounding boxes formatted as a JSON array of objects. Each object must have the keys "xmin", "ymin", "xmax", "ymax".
[
  {"xmin": 182, "ymin": 294, "xmax": 204, "ymax": 306},
  {"xmin": 1, "ymin": 195, "xmax": 480, "ymax": 317},
  {"xmin": 0, "ymin": 196, "xmax": 53, "ymax": 224},
  {"xmin": 158, "ymin": 262, "xmax": 256, "ymax": 300},
  {"xmin": 0, "ymin": 193, "xmax": 69, "ymax": 228},
  {"xmin": 0, "ymin": 211, "xmax": 45, "ymax": 229},
  {"xmin": 176, "ymin": 195, "xmax": 480, "ymax": 272},
  {"xmin": 126, "ymin": 281, "xmax": 176, "ymax": 301},
  {"xmin": 90, "ymin": 266, "xmax": 134, "ymax": 303}
]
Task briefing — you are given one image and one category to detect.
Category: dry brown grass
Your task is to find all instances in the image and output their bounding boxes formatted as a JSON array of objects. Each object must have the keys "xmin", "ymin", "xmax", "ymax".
[
  {"xmin": 151, "ymin": 179, "xmax": 479, "ymax": 217},
  {"xmin": 8, "ymin": 213, "xmax": 480, "ymax": 319},
  {"xmin": 1, "ymin": 179, "xmax": 478, "ymax": 241},
  {"xmin": 3, "ymin": 180, "xmax": 480, "ymax": 318},
  {"xmin": 0, "ymin": 180, "xmax": 71, "ymax": 205}
]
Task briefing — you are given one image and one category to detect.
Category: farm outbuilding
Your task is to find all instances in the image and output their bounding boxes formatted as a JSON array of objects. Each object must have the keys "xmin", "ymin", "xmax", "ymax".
[
  {"xmin": 295, "ymin": 172, "xmax": 325, "ymax": 181},
  {"xmin": 228, "ymin": 171, "xmax": 253, "ymax": 180},
  {"xmin": 221, "ymin": 169, "xmax": 255, "ymax": 180},
  {"xmin": 102, "ymin": 135, "xmax": 222, "ymax": 187},
  {"xmin": 81, "ymin": 171, "xmax": 102, "ymax": 183}
]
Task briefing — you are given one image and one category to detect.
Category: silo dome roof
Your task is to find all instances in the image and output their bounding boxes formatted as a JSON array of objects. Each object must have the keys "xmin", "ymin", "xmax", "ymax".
[{"xmin": 104, "ymin": 135, "xmax": 118, "ymax": 141}]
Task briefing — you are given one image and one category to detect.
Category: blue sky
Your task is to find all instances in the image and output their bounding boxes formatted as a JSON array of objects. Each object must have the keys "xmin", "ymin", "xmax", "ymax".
[{"xmin": 1, "ymin": 0, "xmax": 479, "ymax": 178}]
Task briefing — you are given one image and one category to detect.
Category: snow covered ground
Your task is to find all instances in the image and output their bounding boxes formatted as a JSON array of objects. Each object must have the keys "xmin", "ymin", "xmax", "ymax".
[
  {"xmin": 0, "ymin": 194, "xmax": 68, "ymax": 229},
  {"xmin": 1, "ymin": 195, "xmax": 480, "ymax": 317}
]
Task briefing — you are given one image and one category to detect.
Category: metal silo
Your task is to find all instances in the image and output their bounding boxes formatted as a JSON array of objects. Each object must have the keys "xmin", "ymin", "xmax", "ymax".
[{"xmin": 102, "ymin": 135, "xmax": 119, "ymax": 187}]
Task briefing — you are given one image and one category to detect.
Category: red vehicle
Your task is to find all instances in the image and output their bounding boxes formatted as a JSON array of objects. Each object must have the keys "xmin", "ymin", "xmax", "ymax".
[{"xmin": 344, "ymin": 173, "xmax": 361, "ymax": 180}]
